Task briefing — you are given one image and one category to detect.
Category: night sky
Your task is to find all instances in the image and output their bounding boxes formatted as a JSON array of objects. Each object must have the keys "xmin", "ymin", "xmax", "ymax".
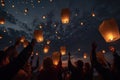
[{"xmin": 0, "ymin": 0, "xmax": 120, "ymax": 65}]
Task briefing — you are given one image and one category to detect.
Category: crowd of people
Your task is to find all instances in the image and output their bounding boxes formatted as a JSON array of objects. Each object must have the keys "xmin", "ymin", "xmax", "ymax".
[{"xmin": 0, "ymin": 38, "xmax": 120, "ymax": 80}]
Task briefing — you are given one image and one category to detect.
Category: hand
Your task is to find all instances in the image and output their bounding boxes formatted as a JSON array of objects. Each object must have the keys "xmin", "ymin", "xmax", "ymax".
[{"xmin": 109, "ymin": 46, "xmax": 116, "ymax": 53}]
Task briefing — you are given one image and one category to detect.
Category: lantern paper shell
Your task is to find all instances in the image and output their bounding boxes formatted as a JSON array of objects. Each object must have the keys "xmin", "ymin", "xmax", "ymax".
[
  {"xmin": 61, "ymin": 8, "xmax": 70, "ymax": 24},
  {"xmin": 52, "ymin": 52, "xmax": 60, "ymax": 66},
  {"xmin": 83, "ymin": 53, "xmax": 87, "ymax": 59},
  {"xmin": 60, "ymin": 46, "xmax": 66, "ymax": 55},
  {"xmin": 0, "ymin": 18, "xmax": 5, "ymax": 24},
  {"xmin": 99, "ymin": 19, "xmax": 120, "ymax": 43},
  {"xmin": 20, "ymin": 36, "xmax": 25, "ymax": 43},
  {"xmin": 23, "ymin": 40, "xmax": 29, "ymax": 48},
  {"xmin": 43, "ymin": 45, "xmax": 49, "ymax": 53},
  {"xmin": 34, "ymin": 30, "xmax": 44, "ymax": 43}
]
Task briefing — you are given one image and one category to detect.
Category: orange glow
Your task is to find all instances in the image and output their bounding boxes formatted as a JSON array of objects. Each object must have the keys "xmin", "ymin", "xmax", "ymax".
[
  {"xmin": 83, "ymin": 53, "xmax": 87, "ymax": 59},
  {"xmin": 47, "ymin": 40, "xmax": 51, "ymax": 45},
  {"xmin": 23, "ymin": 40, "xmax": 29, "ymax": 48},
  {"xmin": 34, "ymin": 30, "xmax": 44, "ymax": 43},
  {"xmin": 60, "ymin": 46, "xmax": 66, "ymax": 55},
  {"xmin": 61, "ymin": 8, "xmax": 70, "ymax": 24},
  {"xmin": 43, "ymin": 45, "xmax": 49, "ymax": 53},
  {"xmin": 99, "ymin": 18, "xmax": 120, "ymax": 43},
  {"xmin": 52, "ymin": 52, "xmax": 60, "ymax": 66},
  {"xmin": 0, "ymin": 18, "xmax": 5, "ymax": 24},
  {"xmin": 0, "ymin": 36, "xmax": 3, "ymax": 39},
  {"xmin": 20, "ymin": 36, "xmax": 25, "ymax": 43},
  {"xmin": 102, "ymin": 50, "xmax": 106, "ymax": 54}
]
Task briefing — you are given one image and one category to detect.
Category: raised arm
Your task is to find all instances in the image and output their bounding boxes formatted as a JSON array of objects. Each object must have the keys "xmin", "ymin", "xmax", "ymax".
[
  {"xmin": 0, "ymin": 39, "xmax": 36, "ymax": 80},
  {"xmin": 91, "ymin": 43, "xmax": 114, "ymax": 80}
]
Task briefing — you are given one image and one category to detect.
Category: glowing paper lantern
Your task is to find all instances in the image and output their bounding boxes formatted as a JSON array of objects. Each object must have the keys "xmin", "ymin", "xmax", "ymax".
[
  {"xmin": 99, "ymin": 18, "xmax": 120, "ymax": 43},
  {"xmin": 60, "ymin": 46, "xmax": 66, "ymax": 55},
  {"xmin": 0, "ymin": 18, "xmax": 5, "ymax": 24},
  {"xmin": 47, "ymin": 40, "xmax": 51, "ymax": 45},
  {"xmin": 61, "ymin": 8, "xmax": 70, "ymax": 24},
  {"xmin": 102, "ymin": 50, "xmax": 106, "ymax": 54},
  {"xmin": 20, "ymin": 36, "xmax": 25, "ymax": 43},
  {"xmin": 34, "ymin": 30, "xmax": 44, "ymax": 43},
  {"xmin": 0, "ymin": 35, "xmax": 3, "ymax": 39},
  {"xmin": 52, "ymin": 51, "xmax": 60, "ymax": 66},
  {"xmin": 24, "ymin": 8, "xmax": 28, "ymax": 13},
  {"xmin": 83, "ymin": 53, "xmax": 87, "ymax": 59},
  {"xmin": 23, "ymin": 40, "xmax": 29, "ymax": 48},
  {"xmin": 43, "ymin": 45, "xmax": 49, "ymax": 53}
]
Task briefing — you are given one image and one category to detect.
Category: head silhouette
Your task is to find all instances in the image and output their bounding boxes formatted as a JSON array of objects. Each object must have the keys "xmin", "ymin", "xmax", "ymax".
[
  {"xmin": 75, "ymin": 60, "xmax": 83, "ymax": 69},
  {"xmin": 43, "ymin": 57, "xmax": 53, "ymax": 70}
]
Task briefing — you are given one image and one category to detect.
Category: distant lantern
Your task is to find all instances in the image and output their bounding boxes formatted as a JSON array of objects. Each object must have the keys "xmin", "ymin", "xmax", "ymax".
[
  {"xmin": 36, "ymin": 52, "xmax": 39, "ymax": 56},
  {"xmin": 38, "ymin": 0, "xmax": 40, "ymax": 3},
  {"xmin": 24, "ymin": 8, "xmax": 28, "ymax": 13},
  {"xmin": 52, "ymin": 51, "xmax": 60, "ymax": 66},
  {"xmin": 60, "ymin": 46, "xmax": 66, "ymax": 55},
  {"xmin": 0, "ymin": 35, "xmax": 2, "ymax": 39},
  {"xmin": 43, "ymin": 45, "xmax": 49, "ymax": 53},
  {"xmin": 1, "ymin": 1, "xmax": 5, "ymax": 7},
  {"xmin": 47, "ymin": 40, "xmax": 51, "ymax": 45},
  {"xmin": 12, "ymin": 4, "xmax": 15, "ymax": 8},
  {"xmin": 102, "ymin": 50, "xmax": 106, "ymax": 54},
  {"xmin": 99, "ymin": 18, "xmax": 120, "ymax": 43},
  {"xmin": 61, "ymin": 8, "xmax": 70, "ymax": 24},
  {"xmin": 83, "ymin": 53, "xmax": 87, "ymax": 59},
  {"xmin": 42, "ymin": 16, "xmax": 46, "ymax": 19},
  {"xmin": 20, "ymin": 36, "xmax": 25, "ymax": 43},
  {"xmin": 0, "ymin": 18, "xmax": 5, "ymax": 24},
  {"xmin": 92, "ymin": 12, "xmax": 95, "ymax": 17},
  {"xmin": 34, "ymin": 30, "xmax": 44, "ymax": 43},
  {"xmin": 23, "ymin": 40, "xmax": 29, "ymax": 48}
]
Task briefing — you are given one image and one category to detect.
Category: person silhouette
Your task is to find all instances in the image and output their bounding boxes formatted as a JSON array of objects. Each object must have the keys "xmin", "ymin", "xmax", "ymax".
[{"xmin": 38, "ymin": 57, "xmax": 58, "ymax": 80}]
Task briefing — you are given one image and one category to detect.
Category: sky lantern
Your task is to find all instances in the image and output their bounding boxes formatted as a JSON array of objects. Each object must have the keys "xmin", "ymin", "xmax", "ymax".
[
  {"xmin": 43, "ymin": 45, "xmax": 49, "ymax": 54},
  {"xmin": 24, "ymin": 8, "xmax": 28, "ymax": 14},
  {"xmin": 83, "ymin": 53, "xmax": 87, "ymax": 59},
  {"xmin": 0, "ymin": 35, "xmax": 3, "ymax": 39},
  {"xmin": 91, "ymin": 12, "xmax": 96, "ymax": 17},
  {"xmin": 61, "ymin": 8, "xmax": 70, "ymax": 24},
  {"xmin": 34, "ymin": 30, "xmax": 44, "ymax": 43},
  {"xmin": 47, "ymin": 40, "xmax": 51, "ymax": 45},
  {"xmin": 60, "ymin": 46, "xmax": 66, "ymax": 55},
  {"xmin": 20, "ymin": 36, "xmax": 25, "ymax": 43},
  {"xmin": 52, "ymin": 51, "xmax": 60, "ymax": 66},
  {"xmin": 102, "ymin": 50, "xmax": 106, "ymax": 54},
  {"xmin": 0, "ymin": 18, "xmax": 5, "ymax": 24},
  {"xmin": 23, "ymin": 40, "xmax": 29, "ymax": 48},
  {"xmin": 99, "ymin": 18, "xmax": 120, "ymax": 43},
  {"xmin": 1, "ymin": 0, "xmax": 5, "ymax": 7}
]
